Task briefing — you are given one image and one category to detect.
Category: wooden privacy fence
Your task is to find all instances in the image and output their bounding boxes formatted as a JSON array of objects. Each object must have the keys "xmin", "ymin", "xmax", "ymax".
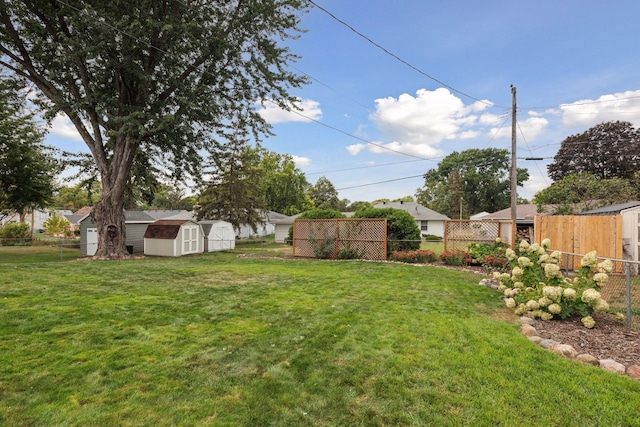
[
  {"xmin": 444, "ymin": 220, "xmax": 515, "ymax": 252},
  {"xmin": 533, "ymin": 215, "xmax": 623, "ymax": 270},
  {"xmin": 293, "ymin": 218, "xmax": 387, "ymax": 260}
]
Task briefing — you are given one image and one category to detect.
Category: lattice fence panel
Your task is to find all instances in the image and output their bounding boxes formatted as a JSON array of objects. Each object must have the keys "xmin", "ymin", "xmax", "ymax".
[
  {"xmin": 293, "ymin": 218, "xmax": 386, "ymax": 260},
  {"xmin": 445, "ymin": 220, "xmax": 515, "ymax": 252}
]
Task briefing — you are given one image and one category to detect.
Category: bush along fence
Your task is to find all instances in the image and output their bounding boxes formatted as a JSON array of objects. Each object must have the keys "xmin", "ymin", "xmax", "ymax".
[{"xmin": 493, "ymin": 239, "xmax": 640, "ymax": 331}]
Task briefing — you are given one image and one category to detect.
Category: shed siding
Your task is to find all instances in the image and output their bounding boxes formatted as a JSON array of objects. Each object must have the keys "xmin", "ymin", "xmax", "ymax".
[
  {"xmin": 274, "ymin": 224, "xmax": 290, "ymax": 244},
  {"xmin": 80, "ymin": 216, "xmax": 149, "ymax": 255},
  {"xmin": 144, "ymin": 238, "xmax": 176, "ymax": 257}
]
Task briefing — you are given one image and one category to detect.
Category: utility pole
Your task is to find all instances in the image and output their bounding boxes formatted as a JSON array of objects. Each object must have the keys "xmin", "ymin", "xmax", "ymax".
[{"xmin": 510, "ymin": 85, "xmax": 517, "ymax": 223}]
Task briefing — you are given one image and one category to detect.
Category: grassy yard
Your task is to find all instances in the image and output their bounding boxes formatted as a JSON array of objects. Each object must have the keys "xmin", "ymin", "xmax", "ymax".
[{"xmin": 1, "ymin": 251, "xmax": 640, "ymax": 426}]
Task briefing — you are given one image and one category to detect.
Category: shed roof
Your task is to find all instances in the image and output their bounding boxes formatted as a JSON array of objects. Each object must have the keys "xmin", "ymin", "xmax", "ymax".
[
  {"xmin": 482, "ymin": 204, "xmax": 553, "ymax": 221},
  {"xmin": 144, "ymin": 219, "xmax": 194, "ymax": 239},
  {"xmin": 579, "ymin": 201, "xmax": 640, "ymax": 216},
  {"xmin": 199, "ymin": 220, "xmax": 234, "ymax": 235}
]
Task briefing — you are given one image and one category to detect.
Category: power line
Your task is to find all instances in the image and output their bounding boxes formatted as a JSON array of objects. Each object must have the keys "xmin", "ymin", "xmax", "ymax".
[
  {"xmin": 308, "ymin": 0, "xmax": 503, "ymax": 109},
  {"xmin": 336, "ymin": 174, "xmax": 425, "ymax": 191}
]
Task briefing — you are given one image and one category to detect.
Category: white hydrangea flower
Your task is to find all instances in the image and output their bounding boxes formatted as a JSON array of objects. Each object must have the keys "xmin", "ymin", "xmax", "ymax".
[
  {"xmin": 581, "ymin": 316, "xmax": 595, "ymax": 328},
  {"xmin": 538, "ymin": 296, "xmax": 553, "ymax": 307},
  {"xmin": 500, "ymin": 273, "xmax": 511, "ymax": 282},
  {"xmin": 519, "ymin": 240, "xmax": 530, "ymax": 252},
  {"xmin": 547, "ymin": 303, "xmax": 562, "ymax": 314},
  {"xmin": 542, "ymin": 286, "xmax": 563, "ymax": 302},
  {"xmin": 504, "ymin": 298, "xmax": 516, "ymax": 308},
  {"xmin": 531, "ymin": 309, "xmax": 544, "ymax": 318},
  {"xmin": 495, "ymin": 237, "xmax": 502, "ymax": 243},
  {"xmin": 597, "ymin": 259, "xmax": 613, "ymax": 274},
  {"xmin": 529, "ymin": 243, "xmax": 540, "ymax": 254},
  {"xmin": 544, "ymin": 263, "xmax": 561, "ymax": 278},
  {"xmin": 493, "ymin": 271, "xmax": 502, "ymax": 280},
  {"xmin": 593, "ymin": 273, "xmax": 608, "ymax": 283},
  {"xmin": 505, "ymin": 248, "xmax": 516, "ymax": 261},
  {"xmin": 537, "ymin": 254, "xmax": 550, "ymax": 265},
  {"xmin": 498, "ymin": 284, "xmax": 507, "ymax": 292},
  {"xmin": 549, "ymin": 251, "xmax": 562, "ymax": 263},
  {"xmin": 513, "ymin": 281, "xmax": 524, "ymax": 289},
  {"xmin": 514, "ymin": 304, "xmax": 527, "ymax": 316},
  {"xmin": 580, "ymin": 251, "xmax": 598, "ymax": 268},
  {"xmin": 562, "ymin": 288, "xmax": 577, "ymax": 301},
  {"xmin": 526, "ymin": 300, "xmax": 540, "ymax": 310},
  {"xmin": 615, "ymin": 312, "xmax": 625, "ymax": 322},
  {"xmin": 541, "ymin": 238, "xmax": 551, "ymax": 249},
  {"xmin": 518, "ymin": 257, "xmax": 533, "ymax": 268},
  {"xmin": 593, "ymin": 298, "xmax": 609, "ymax": 313},
  {"xmin": 540, "ymin": 312, "xmax": 554, "ymax": 321},
  {"xmin": 581, "ymin": 288, "xmax": 601, "ymax": 304},
  {"xmin": 511, "ymin": 267, "xmax": 523, "ymax": 278}
]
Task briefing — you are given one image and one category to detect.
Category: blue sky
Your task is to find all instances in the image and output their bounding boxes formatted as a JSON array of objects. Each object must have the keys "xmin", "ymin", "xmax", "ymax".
[{"xmin": 46, "ymin": 0, "xmax": 640, "ymax": 205}]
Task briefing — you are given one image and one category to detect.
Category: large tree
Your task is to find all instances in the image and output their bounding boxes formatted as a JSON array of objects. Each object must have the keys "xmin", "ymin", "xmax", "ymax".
[
  {"xmin": 415, "ymin": 148, "xmax": 529, "ymax": 218},
  {"xmin": 533, "ymin": 173, "xmax": 636, "ymax": 214},
  {"xmin": 0, "ymin": 79, "xmax": 57, "ymax": 222},
  {"xmin": 308, "ymin": 176, "xmax": 340, "ymax": 210},
  {"xmin": 0, "ymin": 0, "xmax": 309, "ymax": 258},
  {"xmin": 547, "ymin": 121, "xmax": 640, "ymax": 181},
  {"xmin": 253, "ymin": 147, "xmax": 313, "ymax": 215}
]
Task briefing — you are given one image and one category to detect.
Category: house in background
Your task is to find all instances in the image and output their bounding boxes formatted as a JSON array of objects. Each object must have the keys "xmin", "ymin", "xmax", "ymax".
[
  {"xmin": 481, "ymin": 204, "xmax": 553, "ymax": 242},
  {"xmin": 236, "ymin": 211, "xmax": 287, "ymax": 239},
  {"xmin": 144, "ymin": 219, "xmax": 203, "ymax": 257},
  {"xmin": 373, "ymin": 201, "xmax": 449, "ymax": 238},
  {"xmin": 79, "ymin": 210, "xmax": 157, "ymax": 256}
]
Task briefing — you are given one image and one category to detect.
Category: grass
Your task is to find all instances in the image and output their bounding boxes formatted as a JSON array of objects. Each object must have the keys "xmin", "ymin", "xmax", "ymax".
[
  {"xmin": 0, "ymin": 245, "xmax": 80, "ymax": 263},
  {"xmin": 1, "ymin": 251, "xmax": 640, "ymax": 426}
]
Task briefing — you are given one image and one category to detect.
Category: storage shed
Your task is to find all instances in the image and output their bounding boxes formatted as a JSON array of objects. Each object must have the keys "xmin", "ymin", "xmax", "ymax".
[
  {"xmin": 200, "ymin": 220, "xmax": 235, "ymax": 252},
  {"xmin": 80, "ymin": 210, "xmax": 156, "ymax": 256},
  {"xmin": 143, "ymin": 219, "xmax": 203, "ymax": 257},
  {"xmin": 580, "ymin": 201, "xmax": 640, "ymax": 262}
]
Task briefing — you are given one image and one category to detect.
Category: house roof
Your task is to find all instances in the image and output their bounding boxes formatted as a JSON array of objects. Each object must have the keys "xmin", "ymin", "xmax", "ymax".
[
  {"xmin": 73, "ymin": 206, "xmax": 93, "ymax": 216},
  {"xmin": 64, "ymin": 214, "xmax": 85, "ymax": 225},
  {"xmin": 482, "ymin": 204, "xmax": 553, "ymax": 221},
  {"xmin": 373, "ymin": 202, "xmax": 449, "ymax": 220},
  {"xmin": 143, "ymin": 209, "xmax": 192, "ymax": 220},
  {"xmin": 144, "ymin": 219, "xmax": 196, "ymax": 239},
  {"xmin": 579, "ymin": 201, "xmax": 640, "ymax": 216}
]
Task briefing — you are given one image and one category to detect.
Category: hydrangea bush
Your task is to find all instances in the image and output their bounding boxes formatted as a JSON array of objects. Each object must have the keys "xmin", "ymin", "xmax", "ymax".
[{"xmin": 495, "ymin": 238, "xmax": 612, "ymax": 328}]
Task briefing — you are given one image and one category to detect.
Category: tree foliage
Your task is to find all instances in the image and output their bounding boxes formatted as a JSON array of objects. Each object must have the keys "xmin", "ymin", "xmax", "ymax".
[
  {"xmin": 308, "ymin": 176, "xmax": 340, "ymax": 210},
  {"xmin": 547, "ymin": 121, "xmax": 640, "ymax": 181},
  {"xmin": 196, "ymin": 130, "xmax": 267, "ymax": 233},
  {"xmin": 0, "ymin": 79, "xmax": 57, "ymax": 221},
  {"xmin": 53, "ymin": 183, "xmax": 101, "ymax": 211},
  {"xmin": 253, "ymin": 147, "xmax": 313, "ymax": 215},
  {"xmin": 285, "ymin": 208, "xmax": 345, "ymax": 245},
  {"xmin": 353, "ymin": 207, "xmax": 421, "ymax": 256},
  {"xmin": 533, "ymin": 173, "xmax": 636, "ymax": 214},
  {"xmin": 0, "ymin": 0, "xmax": 309, "ymax": 258},
  {"xmin": 415, "ymin": 148, "xmax": 529, "ymax": 218},
  {"xmin": 43, "ymin": 213, "xmax": 71, "ymax": 237}
]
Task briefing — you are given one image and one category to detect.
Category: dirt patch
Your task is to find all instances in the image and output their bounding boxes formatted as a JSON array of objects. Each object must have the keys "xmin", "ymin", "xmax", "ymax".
[{"xmin": 531, "ymin": 313, "xmax": 640, "ymax": 367}]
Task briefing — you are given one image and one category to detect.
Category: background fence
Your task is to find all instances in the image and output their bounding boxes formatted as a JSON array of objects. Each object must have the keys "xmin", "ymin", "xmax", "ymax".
[
  {"xmin": 444, "ymin": 220, "xmax": 515, "ymax": 252},
  {"xmin": 0, "ymin": 238, "xmax": 81, "ymax": 262},
  {"xmin": 292, "ymin": 218, "xmax": 387, "ymax": 260}
]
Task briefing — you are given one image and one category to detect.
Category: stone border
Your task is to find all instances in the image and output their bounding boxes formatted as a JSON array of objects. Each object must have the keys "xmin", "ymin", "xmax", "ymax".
[{"xmin": 478, "ymin": 278, "xmax": 640, "ymax": 381}]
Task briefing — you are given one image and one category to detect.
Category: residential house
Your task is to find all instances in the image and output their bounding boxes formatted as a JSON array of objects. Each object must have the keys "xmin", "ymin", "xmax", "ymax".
[{"xmin": 373, "ymin": 201, "xmax": 449, "ymax": 238}]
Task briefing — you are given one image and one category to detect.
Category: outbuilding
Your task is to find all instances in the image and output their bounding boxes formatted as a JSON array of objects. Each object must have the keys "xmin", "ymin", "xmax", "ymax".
[
  {"xmin": 200, "ymin": 220, "xmax": 236, "ymax": 252},
  {"xmin": 143, "ymin": 219, "xmax": 203, "ymax": 257},
  {"xmin": 80, "ymin": 210, "xmax": 156, "ymax": 256}
]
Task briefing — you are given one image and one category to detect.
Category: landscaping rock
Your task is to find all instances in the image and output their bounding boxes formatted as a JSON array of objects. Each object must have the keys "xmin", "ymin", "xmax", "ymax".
[
  {"xmin": 576, "ymin": 354, "xmax": 599, "ymax": 366},
  {"xmin": 527, "ymin": 336, "xmax": 543, "ymax": 344},
  {"xmin": 600, "ymin": 359, "xmax": 626, "ymax": 374},
  {"xmin": 539, "ymin": 339, "xmax": 560, "ymax": 349},
  {"xmin": 521, "ymin": 324, "xmax": 538, "ymax": 337},
  {"xmin": 550, "ymin": 344, "xmax": 578, "ymax": 359},
  {"xmin": 627, "ymin": 365, "xmax": 640, "ymax": 380},
  {"xmin": 519, "ymin": 316, "xmax": 535, "ymax": 325}
]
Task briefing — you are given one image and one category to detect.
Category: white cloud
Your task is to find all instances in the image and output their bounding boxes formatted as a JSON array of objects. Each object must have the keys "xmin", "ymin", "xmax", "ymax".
[
  {"xmin": 257, "ymin": 98, "xmax": 322, "ymax": 124},
  {"xmin": 346, "ymin": 143, "xmax": 367, "ymax": 155},
  {"xmin": 48, "ymin": 114, "xmax": 83, "ymax": 141},
  {"xmin": 489, "ymin": 114, "xmax": 548, "ymax": 141},
  {"xmin": 560, "ymin": 90, "xmax": 640, "ymax": 128},
  {"xmin": 360, "ymin": 88, "xmax": 498, "ymax": 157},
  {"xmin": 520, "ymin": 172, "xmax": 552, "ymax": 200},
  {"xmin": 291, "ymin": 154, "xmax": 311, "ymax": 166}
]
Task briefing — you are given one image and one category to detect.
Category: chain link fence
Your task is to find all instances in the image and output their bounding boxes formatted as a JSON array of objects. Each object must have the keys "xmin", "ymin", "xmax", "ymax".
[
  {"xmin": 553, "ymin": 251, "xmax": 640, "ymax": 331},
  {"xmin": 0, "ymin": 238, "xmax": 81, "ymax": 262}
]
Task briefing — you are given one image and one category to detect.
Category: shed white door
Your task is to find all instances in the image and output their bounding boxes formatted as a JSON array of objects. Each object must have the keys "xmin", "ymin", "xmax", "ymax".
[
  {"xmin": 86, "ymin": 228, "xmax": 98, "ymax": 256},
  {"xmin": 211, "ymin": 226, "xmax": 233, "ymax": 251}
]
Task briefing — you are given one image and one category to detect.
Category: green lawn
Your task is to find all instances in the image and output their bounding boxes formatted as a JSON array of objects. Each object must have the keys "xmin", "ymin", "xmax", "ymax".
[{"xmin": 1, "ymin": 251, "xmax": 639, "ymax": 426}]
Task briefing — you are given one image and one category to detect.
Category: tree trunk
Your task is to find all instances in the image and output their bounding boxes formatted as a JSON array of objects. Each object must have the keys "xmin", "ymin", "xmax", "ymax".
[{"xmin": 91, "ymin": 191, "xmax": 129, "ymax": 259}]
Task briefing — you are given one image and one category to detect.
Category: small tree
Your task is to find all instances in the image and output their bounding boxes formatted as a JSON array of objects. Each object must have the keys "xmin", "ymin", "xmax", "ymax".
[
  {"xmin": 286, "ymin": 208, "xmax": 345, "ymax": 245},
  {"xmin": 43, "ymin": 214, "xmax": 71, "ymax": 237},
  {"xmin": 353, "ymin": 207, "xmax": 421, "ymax": 256}
]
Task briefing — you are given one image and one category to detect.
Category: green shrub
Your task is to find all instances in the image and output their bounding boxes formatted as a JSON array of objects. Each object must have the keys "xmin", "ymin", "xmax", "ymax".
[
  {"xmin": 0, "ymin": 222, "xmax": 30, "ymax": 245},
  {"xmin": 467, "ymin": 238, "xmax": 509, "ymax": 265},
  {"xmin": 496, "ymin": 239, "xmax": 612, "ymax": 328},
  {"xmin": 439, "ymin": 250, "xmax": 471, "ymax": 266},
  {"xmin": 390, "ymin": 249, "xmax": 437, "ymax": 264},
  {"xmin": 338, "ymin": 247, "xmax": 362, "ymax": 260},
  {"xmin": 422, "ymin": 234, "xmax": 442, "ymax": 241},
  {"xmin": 353, "ymin": 207, "xmax": 421, "ymax": 257}
]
